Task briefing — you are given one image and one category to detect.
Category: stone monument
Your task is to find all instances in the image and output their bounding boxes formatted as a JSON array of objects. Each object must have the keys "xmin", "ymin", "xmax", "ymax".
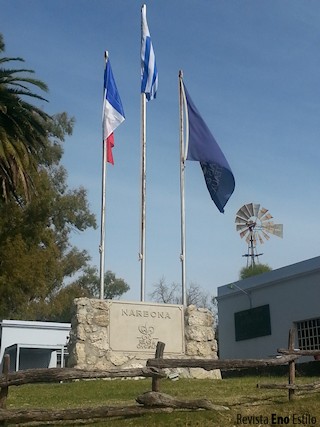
[{"xmin": 68, "ymin": 298, "xmax": 220, "ymax": 379}]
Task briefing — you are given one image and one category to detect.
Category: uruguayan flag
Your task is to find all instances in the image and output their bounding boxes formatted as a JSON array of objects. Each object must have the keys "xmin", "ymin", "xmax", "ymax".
[{"xmin": 141, "ymin": 4, "xmax": 158, "ymax": 101}]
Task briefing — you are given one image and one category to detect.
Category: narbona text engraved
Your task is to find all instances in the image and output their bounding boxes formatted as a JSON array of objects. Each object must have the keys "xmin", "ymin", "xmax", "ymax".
[{"xmin": 121, "ymin": 309, "xmax": 171, "ymax": 319}]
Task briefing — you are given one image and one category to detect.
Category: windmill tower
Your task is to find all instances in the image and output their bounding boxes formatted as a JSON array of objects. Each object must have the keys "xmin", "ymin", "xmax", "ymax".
[{"xmin": 235, "ymin": 203, "xmax": 283, "ymax": 267}]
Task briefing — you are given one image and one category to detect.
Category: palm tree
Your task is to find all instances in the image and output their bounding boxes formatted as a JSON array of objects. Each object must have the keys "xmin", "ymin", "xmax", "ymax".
[{"xmin": 0, "ymin": 34, "xmax": 51, "ymax": 201}]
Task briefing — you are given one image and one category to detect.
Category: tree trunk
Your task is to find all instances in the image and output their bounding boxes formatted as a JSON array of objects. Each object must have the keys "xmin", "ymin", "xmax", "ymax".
[
  {"xmin": 136, "ymin": 391, "xmax": 229, "ymax": 411},
  {"xmin": 0, "ymin": 405, "xmax": 174, "ymax": 423}
]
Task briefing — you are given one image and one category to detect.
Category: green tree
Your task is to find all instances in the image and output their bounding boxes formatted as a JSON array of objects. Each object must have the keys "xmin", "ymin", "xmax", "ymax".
[
  {"xmin": 102, "ymin": 270, "xmax": 130, "ymax": 299},
  {"xmin": 0, "ymin": 34, "xmax": 52, "ymax": 201},
  {"xmin": 239, "ymin": 263, "xmax": 272, "ymax": 280},
  {"xmin": 0, "ymin": 113, "xmax": 97, "ymax": 320},
  {"xmin": 76, "ymin": 267, "xmax": 130, "ymax": 300},
  {"xmin": 47, "ymin": 268, "xmax": 130, "ymax": 322},
  {"xmin": 44, "ymin": 283, "xmax": 91, "ymax": 323}
]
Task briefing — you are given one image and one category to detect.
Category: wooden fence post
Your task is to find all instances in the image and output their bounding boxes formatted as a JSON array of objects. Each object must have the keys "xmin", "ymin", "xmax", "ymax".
[
  {"xmin": 0, "ymin": 354, "xmax": 10, "ymax": 410},
  {"xmin": 0, "ymin": 354, "xmax": 10, "ymax": 427},
  {"xmin": 288, "ymin": 328, "xmax": 296, "ymax": 400},
  {"xmin": 152, "ymin": 341, "xmax": 165, "ymax": 392}
]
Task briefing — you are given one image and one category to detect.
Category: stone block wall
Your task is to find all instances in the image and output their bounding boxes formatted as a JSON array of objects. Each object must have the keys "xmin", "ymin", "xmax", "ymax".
[
  {"xmin": 183, "ymin": 305, "xmax": 220, "ymax": 379},
  {"xmin": 68, "ymin": 298, "xmax": 220, "ymax": 379}
]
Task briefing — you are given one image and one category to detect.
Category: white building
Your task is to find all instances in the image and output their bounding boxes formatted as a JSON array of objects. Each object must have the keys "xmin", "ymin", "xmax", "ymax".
[
  {"xmin": 217, "ymin": 256, "xmax": 320, "ymax": 360},
  {"xmin": 0, "ymin": 320, "xmax": 71, "ymax": 371}
]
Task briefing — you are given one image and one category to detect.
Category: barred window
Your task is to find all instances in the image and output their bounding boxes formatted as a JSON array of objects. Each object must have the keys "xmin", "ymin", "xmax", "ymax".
[
  {"xmin": 56, "ymin": 349, "xmax": 69, "ymax": 368},
  {"xmin": 296, "ymin": 318, "xmax": 320, "ymax": 350}
]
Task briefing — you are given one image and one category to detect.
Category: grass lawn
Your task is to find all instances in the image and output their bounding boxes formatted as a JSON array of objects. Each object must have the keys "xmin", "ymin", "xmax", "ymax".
[{"xmin": 5, "ymin": 375, "xmax": 320, "ymax": 426}]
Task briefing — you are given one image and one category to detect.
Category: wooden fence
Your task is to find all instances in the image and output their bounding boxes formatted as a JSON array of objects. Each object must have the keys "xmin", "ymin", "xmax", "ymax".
[
  {"xmin": 258, "ymin": 327, "xmax": 320, "ymax": 400},
  {"xmin": 147, "ymin": 328, "xmax": 320, "ymax": 401},
  {"xmin": 0, "ymin": 328, "xmax": 319, "ymax": 424}
]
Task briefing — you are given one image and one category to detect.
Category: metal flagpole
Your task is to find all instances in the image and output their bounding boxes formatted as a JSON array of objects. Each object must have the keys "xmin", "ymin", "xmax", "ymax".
[
  {"xmin": 139, "ymin": 92, "xmax": 147, "ymax": 302},
  {"xmin": 99, "ymin": 117, "xmax": 107, "ymax": 300},
  {"xmin": 179, "ymin": 70, "xmax": 187, "ymax": 307},
  {"xmin": 99, "ymin": 52, "xmax": 108, "ymax": 300},
  {"xmin": 140, "ymin": 3, "xmax": 158, "ymax": 302}
]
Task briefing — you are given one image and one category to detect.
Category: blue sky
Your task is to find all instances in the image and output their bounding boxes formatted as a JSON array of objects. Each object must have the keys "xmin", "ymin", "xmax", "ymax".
[{"xmin": 2, "ymin": 1, "xmax": 320, "ymax": 302}]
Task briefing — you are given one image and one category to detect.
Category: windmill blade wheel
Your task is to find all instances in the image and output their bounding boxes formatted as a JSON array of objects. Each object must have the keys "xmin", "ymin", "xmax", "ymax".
[{"xmin": 235, "ymin": 203, "xmax": 283, "ymax": 268}]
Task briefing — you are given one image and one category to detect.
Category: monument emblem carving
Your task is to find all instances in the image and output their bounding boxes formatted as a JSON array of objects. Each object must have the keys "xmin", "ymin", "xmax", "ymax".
[{"xmin": 137, "ymin": 324, "xmax": 158, "ymax": 350}]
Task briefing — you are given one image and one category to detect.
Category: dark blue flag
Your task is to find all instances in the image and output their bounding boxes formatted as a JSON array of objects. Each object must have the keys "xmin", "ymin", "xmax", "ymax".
[{"xmin": 184, "ymin": 83, "xmax": 235, "ymax": 213}]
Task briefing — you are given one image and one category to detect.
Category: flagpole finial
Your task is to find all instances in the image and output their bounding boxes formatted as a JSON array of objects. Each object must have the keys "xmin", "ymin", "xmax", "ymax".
[
  {"xmin": 179, "ymin": 70, "xmax": 183, "ymax": 79},
  {"xmin": 104, "ymin": 51, "xmax": 109, "ymax": 62}
]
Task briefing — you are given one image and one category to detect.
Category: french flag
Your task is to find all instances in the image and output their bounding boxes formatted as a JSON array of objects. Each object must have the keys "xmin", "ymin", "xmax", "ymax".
[{"xmin": 102, "ymin": 53, "xmax": 125, "ymax": 164}]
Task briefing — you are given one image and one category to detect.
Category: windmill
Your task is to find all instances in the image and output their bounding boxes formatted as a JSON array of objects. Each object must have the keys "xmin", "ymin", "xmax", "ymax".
[{"xmin": 235, "ymin": 203, "xmax": 283, "ymax": 267}]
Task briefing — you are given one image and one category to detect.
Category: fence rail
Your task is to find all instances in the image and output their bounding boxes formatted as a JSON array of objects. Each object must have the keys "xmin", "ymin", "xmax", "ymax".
[
  {"xmin": 0, "ymin": 365, "xmax": 164, "ymax": 388},
  {"xmin": 146, "ymin": 354, "xmax": 299, "ymax": 371}
]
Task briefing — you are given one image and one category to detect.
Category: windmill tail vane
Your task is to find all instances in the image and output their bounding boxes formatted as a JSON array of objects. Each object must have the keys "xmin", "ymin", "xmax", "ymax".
[{"xmin": 235, "ymin": 203, "xmax": 283, "ymax": 268}]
